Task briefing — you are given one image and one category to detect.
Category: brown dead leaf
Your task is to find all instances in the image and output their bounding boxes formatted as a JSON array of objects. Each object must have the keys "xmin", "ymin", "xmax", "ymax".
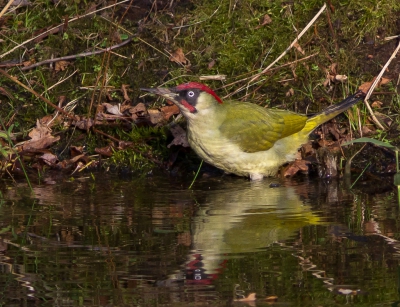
[
  {"xmin": 301, "ymin": 141, "xmax": 315, "ymax": 156},
  {"xmin": 329, "ymin": 63, "xmax": 338, "ymax": 74},
  {"xmin": 285, "ymin": 88, "xmax": 294, "ymax": 97},
  {"xmin": 95, "ymin": 146, "xmax": 113, "ymax": 157},
  {"xmin": 282, "ymin": 159, "xmax": 310, "ymax": 177},
  {"xmin": 161, "ymin": 104, "xmax": 180, "ymax": 120},
  {"xmin": 361, "ymin": 125, "xmax": 375, "ymax": 136},
  {"xmin": 292, "ymin": 42, "xmax": 305, "ymax": 55},
  {"xmin": 20, "ymin": 119, "xmax": 60, "ymax": 151},
  {"xmin": 73, "ymin": 117, "xmax": 94, "ymax": 130},
  {"xmin": 129, "ymin": 103, "xmax": 147, "ymax": 117},
  {"xmin": 148, "ymin": 109, "xmax": 164, "ymax": 125},
  {"xmin": 103, "ymin": 103, "xmax": 123, "ymax": 116},
  {"xmin": 23, "ymin": 60, "xmax": 34, "ymax": 67},
  {"xmin": 70, "ymin": 146, "xmax": 84, "ymax": 157},
  {"xmin": 118, "ymin": 141, "xmax": 133, "ymax": 150},
  {"xmin": 40, "ymin": 153, "xmax": 58, "ymax": 166},
  {"xmin": 169, "ymin": 48, "xmax": 189, "ymax": 65},
  {"xmin": 234, "ymin": 293, "xmax": 256, "ymax": 302},
  {"xmin": 121, "ymin": 84, "xmax": 130, "ymax": 101},
  {"xmin": 255, "ymin": 14, "xmax": 272, "ymax": 29},
  {"xmin": 334, "ymin": 74, "xmax": 348, "ymax": 82},
  {"xmin": 55, "ymin": 60, "xmax": 69, "ymax": 72},
  {"xmin": 168, "ymin": 125, "xmax": 190, "ymax": 148},
  {"xmin": 323, "ymin": 78, "xmax": 331, "ymax": 88},
  {"xmin": 358, "ymin": 77, "xmax": 391, "ymax": 93},
  {"xmin": 265, "ymin": 296, "xmax": 278, "ymax": 302},
  {"xmin": 29, "ymin": 119, "xmax": 51, "ymax": 141},
  {"xmin": 21, "ymin": 135, "xmax": 60, "ymax": 151},
  {"xmin": 208, "ymin": 59, "xmax": 216, "ymax": 69},
  {"xmin": 380, "ymin": 77, "xmax": 391, "ymax": 85},
  {"xmin": 11, "ymin": 0, "xmax": 31, "ymax": 7},
  {"xmin": 371, "ymin": 100, "xmax": 383, "ymax": 108}
]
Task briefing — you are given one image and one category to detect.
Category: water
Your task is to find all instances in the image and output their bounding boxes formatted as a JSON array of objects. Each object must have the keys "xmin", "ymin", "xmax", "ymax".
[{"xmin": 0, "ymin": 173, "xmax": 399, "ymax": 306}]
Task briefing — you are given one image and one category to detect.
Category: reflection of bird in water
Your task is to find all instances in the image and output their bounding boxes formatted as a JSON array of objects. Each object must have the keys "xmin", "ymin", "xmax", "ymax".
[{"xmin": 185, "ymin": 179, "xmax": 324, "ymax": 281}]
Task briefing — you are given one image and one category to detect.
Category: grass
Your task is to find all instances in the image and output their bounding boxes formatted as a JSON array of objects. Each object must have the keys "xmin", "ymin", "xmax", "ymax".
[{"xmin": 0, "ymin": 0, "xmax": 399, "ymax": 177}]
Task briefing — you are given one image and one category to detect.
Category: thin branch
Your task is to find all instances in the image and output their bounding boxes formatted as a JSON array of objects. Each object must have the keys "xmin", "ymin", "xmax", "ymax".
[
  {"xmin": 247, "ymin": 3, "xmax": 327, "ymax": 85},
  {"xmin": 0, "ymin": 0, "xmax": 14, "ymax": 19},
  {"xmin": 0, "ymin": 69, "xmax": 77, "ymax": 120},
  {"xmin": 364, "ymin": 40, "xmax": 400, "ymax": 130},
  {"xmin": 172, "ymin": 1, "xmax": 222, "ymax": 29},
  {"xmin": 21, "ymin": 37, "xmax": 133, "ymax": 71},
  {"xmin": 0, "ymin": 0, "xmax": 130, "ymax": 59}
]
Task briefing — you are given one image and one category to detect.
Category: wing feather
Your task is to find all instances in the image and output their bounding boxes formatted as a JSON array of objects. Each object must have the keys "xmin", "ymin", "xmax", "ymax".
[{"xmin": 219, "ymin": 101, "xmax": 308, "ymax": 153}]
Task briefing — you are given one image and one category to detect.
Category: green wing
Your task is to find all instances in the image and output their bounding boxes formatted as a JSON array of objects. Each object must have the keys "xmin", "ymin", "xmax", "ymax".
[{"xmin": 218, "ymin": 101, "xmax": 308, "ymax": 153}]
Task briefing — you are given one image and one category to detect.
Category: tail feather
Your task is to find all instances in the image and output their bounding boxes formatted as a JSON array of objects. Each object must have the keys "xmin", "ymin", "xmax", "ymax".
[{"xmin": 304, "ymin": 91, "xmax": 364, "ymax": 132}]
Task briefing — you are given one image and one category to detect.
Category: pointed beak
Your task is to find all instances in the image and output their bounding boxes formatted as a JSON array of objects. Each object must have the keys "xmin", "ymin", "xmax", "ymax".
[{"xmin": 140, "ymin": 87, "xmax": 179, "ymax": 103}]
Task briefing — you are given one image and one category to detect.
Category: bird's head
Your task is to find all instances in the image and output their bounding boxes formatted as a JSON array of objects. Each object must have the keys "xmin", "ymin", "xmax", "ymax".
[{"xmin": 141, "ymin": 82, "xmax": 223, "ymax": 118}]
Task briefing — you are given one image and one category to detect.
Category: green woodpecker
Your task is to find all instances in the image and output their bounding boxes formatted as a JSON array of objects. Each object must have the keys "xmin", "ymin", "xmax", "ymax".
[{"xmin": 141, "ymin": 82, "xmax": 363, "ymax": 180}]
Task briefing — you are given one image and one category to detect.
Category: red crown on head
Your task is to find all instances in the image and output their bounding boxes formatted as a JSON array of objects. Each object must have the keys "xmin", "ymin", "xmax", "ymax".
[{"xmin": 175, "ymin": 82, "xmax": 223, "ymax": 104}]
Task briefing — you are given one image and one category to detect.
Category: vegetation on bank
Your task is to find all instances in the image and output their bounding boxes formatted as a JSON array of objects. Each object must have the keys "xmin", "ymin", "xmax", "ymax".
[{"xmin": 0, "ymin": 0, "xmax": 399, "ymax": 181}]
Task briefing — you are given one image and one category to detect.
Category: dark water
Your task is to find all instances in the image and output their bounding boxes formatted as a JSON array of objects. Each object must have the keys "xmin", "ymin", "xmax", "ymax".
[{"xmin": 0, "ymin": 173, "xmax": 399, "ymax": 306}]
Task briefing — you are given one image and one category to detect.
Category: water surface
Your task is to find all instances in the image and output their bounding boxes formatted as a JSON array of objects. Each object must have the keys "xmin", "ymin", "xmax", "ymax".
[{"xmin": 0, "ymin": 173, "xmax": 399, "ymax": 306}]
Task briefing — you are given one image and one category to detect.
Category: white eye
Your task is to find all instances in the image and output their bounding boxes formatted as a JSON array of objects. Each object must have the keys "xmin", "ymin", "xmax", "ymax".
[{"xmin": 187, "ymin": 91, "xmax": 195, "ymax": 98}]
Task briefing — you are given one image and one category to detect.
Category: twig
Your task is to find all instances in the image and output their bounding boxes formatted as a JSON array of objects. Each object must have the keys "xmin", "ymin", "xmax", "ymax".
[
  {"xmin": 172, "ymin": 1, "xmax": 222, "ymax": 29},
  {"xmin": 100, "ymin": 16, "xmax": 171, "ymax": 59},
  {"xmin": 222, "ymin": 53, "xmax": 318, "ymax": 98},
  {"xmin": 0, "ymin": 69, "xmax": 77, "ymax": 120},
  {"xmin": 0, "ymin": 0, "xmax": 14, "ymax": 19},
  {"xmin": 385, "ymin": 35, "xmax": 400, "ymax": 41},
  {"xmin": 0, "ymin": 0, "xmax": 130, "ymax": 59},
  {"xmin": 21, "ymin": 37, "xmax": 133, "ymax": 71},
  {"xmin": 247, "ymin": 3, "xmax": 327, "ymax": 85},
  {"xmin": 364, "ymin": 40, "xmax": 400, "ymax": 130},
  {"xmin": 41, "ymin": 69, "xmax": 78, "ymax": 96}
]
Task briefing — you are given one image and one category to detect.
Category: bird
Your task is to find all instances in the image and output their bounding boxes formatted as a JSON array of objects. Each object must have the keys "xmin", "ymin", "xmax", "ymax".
[{"xmin": 141, "ymin": 82, "xmax": 363, "ymax": 180}]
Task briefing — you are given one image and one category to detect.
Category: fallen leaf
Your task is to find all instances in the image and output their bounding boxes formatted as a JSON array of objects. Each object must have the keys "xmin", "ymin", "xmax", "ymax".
[
  {"xmin": 282, "ymin": 159, "xmax": 310, "ymax": 177},
  {"xmin": 95, "ymin": 146, "xmax": 113, "ymax": 157},
  {"xmin": 161, "ymin": 104, "xmax": 180, "ymax": 120},
  {"xmin": 73, "ymin": 117, "xmax": 94, "ymax": 129},
  {"xmin": 129, "ymin": 103, "xmax": 147, "ymax": 118},
  {"xmin": 118, "ymin": 141, "xmax": 133, "ymax": 150},
  {"xmin": 148, "ymin": 109, "xmax": 164, "ymax": 125},
  {"xmin": 255, "ymin": 14, "xmax": 272, "ymax": 29},
  {"xmin": 329, "ymin": 63, "xmax": 338, "ymax": 74},
  {"xmin": 265, "ymin": 296, "xmax": 278, "ymax": 302},
  {"xmin": 70, "ymin": 146, "xmax": 84, "ymax": 157},
  {"xmin": 20, "ymin": 120, "xmax": 60, "ymax": 151},
  {"xmin": 29, "ymin": 119, "xmax": 51, "ymax": 141},
  {"xmin": 292, "ymin": 42, "xmax": 305, "ymax": 55},
  {"xmin": 55, "ymin": 60, "xmax": 69, "ymax": 72},
  {"xmin": 334, "ymin": 74, "xmax": 347, "ymax": 82},
  {"xmin": 169, "ymin": 48, "xmax": 189, "ymax": 65},
  {"xmin": 285, "ymin": 88, "xmax": 294, "ymax": 97},
  {"xmin": 234, "ymin": 293, "xmax": 256, "ymax": 302},
  {"xmin": 21, "ymin": 135, "xmax": 60, "ymax": 151},
  {"xmin": 11, "ymin": 0, "xmax": 30, "ymax": 7},
  {"xmin": 371, "ymin": 100, "xmax": 383, "ymax": 108},
  {"xmin": 168, "ymin": 125, "xmax": 190, "ymax": 148},
  {"xmin": 207, "ymin": 59, "xmax": 216, "ymax": 69},
  {"xmin": 40, "ymin": 153, "xmax": 58, "ymax": 166},
  {"xmin": 358, "ymin": 76, "xmax": 391, "ymax": 93},
  {"xmin": 103, "ymin": 103, "xmax": 123, "ymax": 116}
]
